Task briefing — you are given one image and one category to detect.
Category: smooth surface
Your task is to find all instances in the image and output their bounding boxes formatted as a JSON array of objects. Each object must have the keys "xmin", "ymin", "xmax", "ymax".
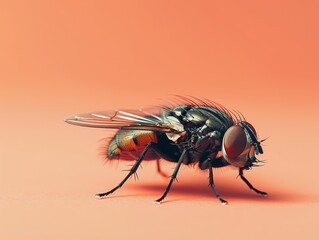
[{"xmin": 1, "ymin": 1, "xmax": 318, "ymax": 239}]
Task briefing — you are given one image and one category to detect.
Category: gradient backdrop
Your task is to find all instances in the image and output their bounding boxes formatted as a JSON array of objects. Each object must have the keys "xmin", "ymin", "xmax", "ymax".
[{"xmin": 1, "ymin": 1, "xmax": 318, "ymax": 239}]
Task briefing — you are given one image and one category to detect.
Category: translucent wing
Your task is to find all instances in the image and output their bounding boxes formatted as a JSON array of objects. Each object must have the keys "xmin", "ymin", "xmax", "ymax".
[{"xmin": 65, "ymin": 108, "xmax": 180, "ymax": 133}]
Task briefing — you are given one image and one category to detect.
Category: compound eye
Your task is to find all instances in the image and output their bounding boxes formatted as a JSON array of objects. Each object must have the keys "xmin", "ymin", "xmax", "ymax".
[{"xmin": 223, "ymin": 126, "xmax": 247, "ymax": 158}]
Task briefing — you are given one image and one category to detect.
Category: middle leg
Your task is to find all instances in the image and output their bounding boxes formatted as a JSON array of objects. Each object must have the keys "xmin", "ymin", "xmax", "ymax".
[
  {"xmin": 156, "ymin": 160, "xmax": 169, "ymax": 178},
  {"xmin": 155, "ymin": 149, "xmax": 187, "ymax": 203}
]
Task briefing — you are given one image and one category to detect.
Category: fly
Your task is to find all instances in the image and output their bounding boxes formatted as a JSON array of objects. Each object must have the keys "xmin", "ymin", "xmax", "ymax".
[{"xmin": 65, "ymin": 97, "xmax": 268, "ymax": 204}]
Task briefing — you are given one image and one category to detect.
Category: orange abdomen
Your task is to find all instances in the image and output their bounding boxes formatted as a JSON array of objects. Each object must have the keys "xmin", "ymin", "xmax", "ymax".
[{"xmin": 107, "ymin": 130, "xmax": 158, "ymax": 159}]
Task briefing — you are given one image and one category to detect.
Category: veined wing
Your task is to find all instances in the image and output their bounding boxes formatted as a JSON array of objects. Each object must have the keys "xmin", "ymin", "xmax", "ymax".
[{"xmin": 64, "ymin": 108, "xmax": 181, "ymax": 133}]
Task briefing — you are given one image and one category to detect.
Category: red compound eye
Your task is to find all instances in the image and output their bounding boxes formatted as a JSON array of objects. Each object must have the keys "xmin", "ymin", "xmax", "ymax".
[{"xmin": 223, "ymin": 126, "xmax": 247, "ymax": 158}]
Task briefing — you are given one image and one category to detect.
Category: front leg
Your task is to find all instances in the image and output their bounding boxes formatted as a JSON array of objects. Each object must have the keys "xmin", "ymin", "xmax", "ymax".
[
  {"xmin": 199, "ymin": 155, "xmax": 230, "ymax": 169},
  {"xmin": 239, "ymin": 168, "xmax": 268, "ymax": 197},
  {"xmin": 208, "ymin": 158, "xmax": 228, "ymax": 205}
]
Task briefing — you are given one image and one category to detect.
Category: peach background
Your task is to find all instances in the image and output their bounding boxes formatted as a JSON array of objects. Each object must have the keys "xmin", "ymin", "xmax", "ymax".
[{"xmin": 0, "ymin": 1, "xmax": 318, "ymax": 239}]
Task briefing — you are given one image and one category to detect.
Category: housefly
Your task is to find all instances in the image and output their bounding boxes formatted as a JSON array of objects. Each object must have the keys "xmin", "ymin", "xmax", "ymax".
[{"xmin": 65, "ymin": 97, "xmax": 267, "ymax": 204}]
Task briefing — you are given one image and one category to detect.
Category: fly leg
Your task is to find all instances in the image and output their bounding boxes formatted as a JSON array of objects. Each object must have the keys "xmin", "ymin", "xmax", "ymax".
[
  {"xmin": 156, "ymin": 160, "xmax": 169, "ymax": 178},
  {"xmin": 155, "ymin": 149, "xmax": 187, "ymax": 204},
  {"xmin": 208, "ymin": 158, "xmax": 228, "ymax": 205},
  {"xmin": 96, "ymin": 142, "xmax": 154, "ymax": 199},
  {"xmin": 239, "ymin": 168, "xmax": 268, "ymax": 197}
]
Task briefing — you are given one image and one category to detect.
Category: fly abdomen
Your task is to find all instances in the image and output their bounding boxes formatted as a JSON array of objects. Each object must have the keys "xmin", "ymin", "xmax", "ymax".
[{"xmin": 107, "ymin": 130, "xmax": 158, "ymax": 159}]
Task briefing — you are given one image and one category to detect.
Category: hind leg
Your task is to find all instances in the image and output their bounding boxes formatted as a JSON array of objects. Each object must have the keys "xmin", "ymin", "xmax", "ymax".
[{"xmin": 96, "ymin": 142, "xmax": 155, "ymax": 199}]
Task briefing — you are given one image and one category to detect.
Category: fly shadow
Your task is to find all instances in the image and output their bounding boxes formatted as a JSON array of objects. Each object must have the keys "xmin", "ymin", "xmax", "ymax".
[{"xmin": 128, "ymin": 178, "xmax": 316, "ymax": 204}]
